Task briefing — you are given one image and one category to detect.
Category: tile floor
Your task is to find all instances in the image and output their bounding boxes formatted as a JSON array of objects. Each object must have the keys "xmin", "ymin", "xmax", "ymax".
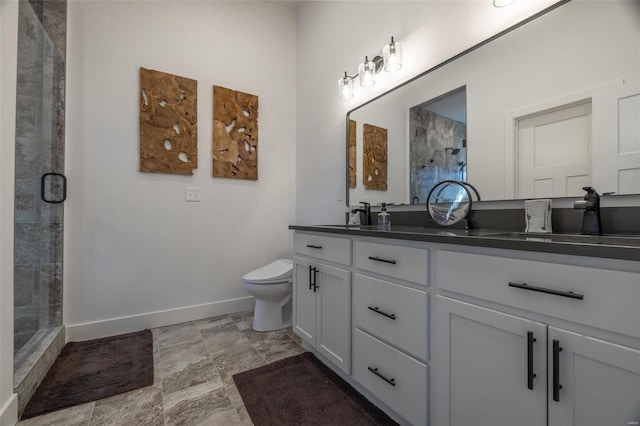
[{"xmin": 17, "ymin": 311, "xmax": 305, "ymax": 426}]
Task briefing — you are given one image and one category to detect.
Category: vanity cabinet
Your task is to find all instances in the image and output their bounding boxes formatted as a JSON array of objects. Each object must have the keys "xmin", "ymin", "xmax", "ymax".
[
  {"xmin": 352, "ymin": 239, "xmax": 429, "ymax": 426},
  {"xmin": 434, "ymin": 250, "xmax": 640, "ymax": 426},
  {"xmin": 292, "ymin": 233, "xmax": 352, "ymax": 374}
]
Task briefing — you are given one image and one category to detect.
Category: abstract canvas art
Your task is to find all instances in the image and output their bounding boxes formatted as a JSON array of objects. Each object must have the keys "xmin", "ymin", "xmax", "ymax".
[
  {"xmin": 213, "ymin": 85, "xmax": 259, "ymax": 180},
  {"xmin": 363, "ymin": 123, "xmax": 388, "ymax": 191},
  {"xmin": 139, "ymin": 67, "xmax": 197, "ymax": 175}
]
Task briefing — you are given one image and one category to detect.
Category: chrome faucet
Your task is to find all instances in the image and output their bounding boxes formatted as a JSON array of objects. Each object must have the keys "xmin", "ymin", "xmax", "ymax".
[{"xmin": 573, "ymin": 187, "xmax": 602, "ymax": 235}]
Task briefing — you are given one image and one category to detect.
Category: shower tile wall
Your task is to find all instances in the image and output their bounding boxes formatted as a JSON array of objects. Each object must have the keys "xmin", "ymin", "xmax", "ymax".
[
  {"xmin": 409, "ymin": 110, "xmax": 466, "ymax": 204},
  {"xmin": 14, "ymin": 0, "xmax": 66, "ymax": 358}
]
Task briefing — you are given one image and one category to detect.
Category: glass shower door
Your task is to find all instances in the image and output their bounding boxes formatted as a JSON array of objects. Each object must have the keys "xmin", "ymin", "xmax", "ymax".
[{"xmin": 14, "ymin": 0, "xmax": 66, "ymax": 370}]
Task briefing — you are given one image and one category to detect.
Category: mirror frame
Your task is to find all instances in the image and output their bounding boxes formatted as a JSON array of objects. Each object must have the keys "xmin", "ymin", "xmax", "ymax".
[{"xmin": 345, "ymin": 0, "xmax": 571, "ymax": 207}]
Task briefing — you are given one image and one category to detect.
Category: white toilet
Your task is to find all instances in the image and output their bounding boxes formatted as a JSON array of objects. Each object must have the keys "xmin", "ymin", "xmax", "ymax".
[{"xmin": 242, "ymin": 259, "xmax": 293, "ymax": 332}]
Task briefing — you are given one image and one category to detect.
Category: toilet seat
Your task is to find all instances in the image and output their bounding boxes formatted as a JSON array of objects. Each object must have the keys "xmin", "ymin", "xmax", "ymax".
[{"xmin": 243, "ymin": 259, "xmax": 293, "ymax": 285}]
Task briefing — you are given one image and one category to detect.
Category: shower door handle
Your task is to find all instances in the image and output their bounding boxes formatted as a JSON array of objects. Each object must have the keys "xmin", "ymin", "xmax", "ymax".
[{"xmin": 41, "ymin": 173, "xmax": 67, "ymax": 204}]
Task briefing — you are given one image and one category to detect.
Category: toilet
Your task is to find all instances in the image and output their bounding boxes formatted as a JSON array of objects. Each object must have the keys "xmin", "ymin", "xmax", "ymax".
[{"xmin": 242, "ymin": 259, "xmax": 293, "ymax": 332}]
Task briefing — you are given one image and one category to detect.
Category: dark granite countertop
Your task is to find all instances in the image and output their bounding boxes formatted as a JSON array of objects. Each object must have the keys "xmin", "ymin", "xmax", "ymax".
[{"xmin": 289, "ymin": 225, "xmax": 640, "ymax": 262}]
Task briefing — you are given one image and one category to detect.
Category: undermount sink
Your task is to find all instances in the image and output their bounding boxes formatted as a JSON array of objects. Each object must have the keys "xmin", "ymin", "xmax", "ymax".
[{"xmin": 483, "ymin": 232, "xmax": 640, "ymax": 247}]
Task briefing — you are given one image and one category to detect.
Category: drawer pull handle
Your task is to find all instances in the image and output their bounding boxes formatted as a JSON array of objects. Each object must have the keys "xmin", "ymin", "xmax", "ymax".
[
  {"xmin": 306, "ymin": 244, "xmax": 322, "ymax": 249},
  {"xmin": 367, "ymin": 366, "xmax": 396, "ymax": 387},
  {"xmin": 368, "ymin": 256, "xmax": 397, "ymax": 265},
  {"xmin": 508, "ymin": 282, "xmax": 583, "ymax": 300},
  {"xmin": 527, "ymin": 331, "xmax": 537, "ymax": 390},
  {"xmin": 367, "ymin": 306, "xmax": 396, "ymax": 320},
  {"xmin": 552, "ymin": 339, "xmax": 563, "ymax": 402}
]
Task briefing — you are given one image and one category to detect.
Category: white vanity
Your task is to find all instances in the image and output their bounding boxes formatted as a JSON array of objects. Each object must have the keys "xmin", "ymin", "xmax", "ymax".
[{"xmin": 290, "ymin": 226, "xmax": 640, "ymax": 426}]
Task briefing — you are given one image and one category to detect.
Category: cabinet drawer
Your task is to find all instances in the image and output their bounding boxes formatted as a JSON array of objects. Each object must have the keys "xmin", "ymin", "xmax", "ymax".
[
  {"xmin": 353, "ymin": 274, "xmax": 428, "ymax": 361},
  {"xmin": 353, "ymin": 329, "xmax": 428, "ymax": 426},
  {"xmin": 436, "ymin": 250, "xmax": 640, "ymax": 339},
  {"xmin": 293, "ymin": 233, "xmax": 351, "ymax": 266},
  {"xmin": 354, "ymin": 240, "xmax": 428, "ymax": 285}
]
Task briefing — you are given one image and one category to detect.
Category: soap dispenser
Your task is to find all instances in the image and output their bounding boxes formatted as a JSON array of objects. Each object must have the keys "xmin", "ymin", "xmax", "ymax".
[{"xmin": 377, "ymin": 203, "xmax": 391, "ymax": 229}]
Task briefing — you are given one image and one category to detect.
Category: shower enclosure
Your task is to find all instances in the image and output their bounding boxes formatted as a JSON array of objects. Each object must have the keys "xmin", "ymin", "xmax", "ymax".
[{"xmin": 13, "ymin": 0, "xmax": 66, "ymax": 402}]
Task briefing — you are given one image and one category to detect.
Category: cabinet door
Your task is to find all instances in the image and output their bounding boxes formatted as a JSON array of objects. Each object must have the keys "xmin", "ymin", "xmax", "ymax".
[
  {"xmin": 292, "ymin": 256, "xmax": 317, "ymax": 347},
  {"xmin": 434, "ymin": 296, "xmax": 547, "ymax": 426},
  {"xmin": 548, "ymin": 327, "xmax": 640, "ymax": 426},
  {"xmin": 317, "ymin": 263, "xmax": 351, "ymax": 373}
]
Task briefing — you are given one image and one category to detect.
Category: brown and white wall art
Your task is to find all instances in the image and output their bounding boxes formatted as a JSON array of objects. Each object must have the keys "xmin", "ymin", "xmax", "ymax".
[
  {"xmin": 213, "ymin": 85, "xmax": 259, "ymax": 180},
  {"xmin": 349, "ymin": 119, "xmax": 356, "ymax": 188},
  {"xmin": 363, "ymin": 123, "xmax": 388, "ymax": 191},
  {"xmin": 139, "ymin": 67, "xmax": 198, "ymax": 175}
]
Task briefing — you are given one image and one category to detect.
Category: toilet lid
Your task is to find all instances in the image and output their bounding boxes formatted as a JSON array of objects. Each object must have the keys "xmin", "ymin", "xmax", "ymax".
[{"xmin": 243, "ymin": 259, "xmax": 293, "ymax": 284}]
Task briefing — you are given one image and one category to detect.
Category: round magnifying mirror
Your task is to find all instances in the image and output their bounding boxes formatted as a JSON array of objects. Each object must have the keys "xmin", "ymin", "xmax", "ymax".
[{"xmin": 427, "ymin": 180, "xmax": 480, "ymax": 226}]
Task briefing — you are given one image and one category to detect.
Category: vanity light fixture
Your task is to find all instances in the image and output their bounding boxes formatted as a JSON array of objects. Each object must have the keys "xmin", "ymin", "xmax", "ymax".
[
  {"xmin": 338, "ymin": 72, "xmax": 355, "ymax": 99},
  {"xmin": 493, "ymin": 0, "xmax": 517, "ymax": 7},
  {"xmin": 383, "ymin": 37, "xmax": 402, "ymax": 72},
  {"xmin": 339, "ymin": 36, "xmax": 403, "ymax": 98},
  {"xmin": 358, "ymin": 56, "xmax": 377, "ymax": 87}
]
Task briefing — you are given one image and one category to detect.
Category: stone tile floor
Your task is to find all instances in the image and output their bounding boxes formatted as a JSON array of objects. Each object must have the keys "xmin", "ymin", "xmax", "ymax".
[{"xmin": 17, "ymin": 311, "xmax": 304, "ymax": 426}]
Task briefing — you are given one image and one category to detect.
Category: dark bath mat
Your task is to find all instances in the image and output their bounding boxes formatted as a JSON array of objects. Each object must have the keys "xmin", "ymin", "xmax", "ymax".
[
  {"xmin": 233, "ymin": 352, "xmax": 398, "ymax": 426},
  {"xmin": 21, "ymin": 329, "xmax": 154, "ymax": 419}
]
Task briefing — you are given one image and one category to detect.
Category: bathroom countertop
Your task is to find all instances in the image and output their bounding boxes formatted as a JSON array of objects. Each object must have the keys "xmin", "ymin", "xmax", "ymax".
[{"xmin": 289, "ymin": 225, "xmax": 640, "ymax": 262}]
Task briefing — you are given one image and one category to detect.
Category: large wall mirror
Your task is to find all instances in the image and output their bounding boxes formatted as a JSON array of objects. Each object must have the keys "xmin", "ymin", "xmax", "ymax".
[{"xmin": 346, "ymin": 0, "xmax": 640, "ymax": 206}]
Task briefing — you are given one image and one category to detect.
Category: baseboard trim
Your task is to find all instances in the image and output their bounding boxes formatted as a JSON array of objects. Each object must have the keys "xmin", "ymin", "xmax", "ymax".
[
  {"xmin": 0, "ymin": 393, "xmax": 18, "ymax": 426},
  {"xmin": 65, "ymin": 296, "xmax": 255, "ymax": 342}
]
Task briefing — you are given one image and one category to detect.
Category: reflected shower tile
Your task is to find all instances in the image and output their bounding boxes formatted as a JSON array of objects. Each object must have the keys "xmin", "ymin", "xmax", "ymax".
[
  {"xmin": 90, "ymin": 385, "xmax": 163, "ymax": 426},
  {"xmin": 17, "ymin": 402, "xmax": 94, "ymax": 426}
]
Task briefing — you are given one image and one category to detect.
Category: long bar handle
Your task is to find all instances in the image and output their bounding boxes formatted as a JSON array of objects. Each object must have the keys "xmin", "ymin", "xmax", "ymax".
[
  {"xmin": 368, "ymin": 306, "xmax": 396, "ymax": 320},
  {"xmin": 313, "ymin": 267, "xmax": 318, "ymax": 292},
  {"xmin": 367, "ymin": 366, "xmax": 396, "ymax": 387},
  {"xmin": 527, "ymin": 331, "xmax": 537, "ymax": 390},
  {"xmin": 508, "ymin": 282, "xmax": 583, "ymax": 300},
  {"xmin": 368, "ymin": 256, "xmax": 397, "ymax": 265},
  {"xmin": 553, "ymin": 339, "xmax": 563, "ymax": 402},
  {"xmin": 308, "ymin": 266, "xmax": 315, "ymax": 291},
  {"xmin": 306, "ymin": 244, "xmax": 322, "ymax": 249}
]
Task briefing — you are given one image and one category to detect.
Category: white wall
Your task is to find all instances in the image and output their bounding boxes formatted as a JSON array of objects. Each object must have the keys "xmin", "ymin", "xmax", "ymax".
[
  {"xmin": 0, "ymin": 0, "xmax": 19, "ymax": 423},
  {"xmin": 64, "ymin": 1, "xmax": 296, "ymax": 340},
  {"xmin": 295, "ymin": 0, "xmax": 560, "ymax": 224}
]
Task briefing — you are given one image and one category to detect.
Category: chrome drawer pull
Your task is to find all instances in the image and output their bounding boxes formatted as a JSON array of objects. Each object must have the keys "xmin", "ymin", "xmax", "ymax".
[
  {"xmin": 367, "ymin": 366, "xmax": 396, "ymax": 387},
  {"xmin": 368, "ymin": 256, "xmax": 397, "ymax": 265},
  {"xmin": 306, "ymin": 244, "xmax": 322, "ymax": 249},
  {"xmin": 508, "ymin": 282, "xmax": 584, "ymax": 300},
  {"xmin": 367, "ymin": 306, "xmax": 396, "ymax": 320}
]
